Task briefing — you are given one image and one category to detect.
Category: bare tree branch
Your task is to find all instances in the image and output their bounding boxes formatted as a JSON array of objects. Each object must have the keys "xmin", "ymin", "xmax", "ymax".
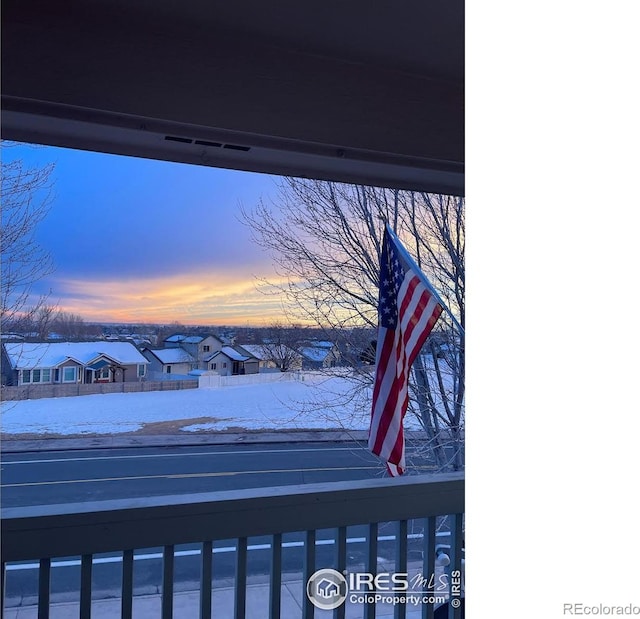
[
  {"xmin": 1, "ymin": 150, "xmax": 56, "ymax": 331},
  {"xmin": 241, "ymin": 179, "xmax": 465, "ymax": 471}
]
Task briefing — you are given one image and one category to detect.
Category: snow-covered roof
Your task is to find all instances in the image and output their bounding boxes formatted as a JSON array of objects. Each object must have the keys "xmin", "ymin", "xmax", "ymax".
[
  {"xmin": 165, "ymin": 334, "xmax": 189, "ymax": 343},
  {"xmin": 206, "ymin": 346, "xmax": 259, "ymax": 363},
  {"xmin": 144, "ymin": 348, "xmax": 195, "ymax": 364},
  {"xmin": 164, "ymin": 333, "xmax": 221, "ymax": 344},
  {"xmin": 183, "ymin": 336, "xmax": 204, "ymax": 344},
  {"xmin": 300, "ymin": 347, "xmax": 330, "ymax": 362},
  {"xmin": 3, "ymin": 342, "xmax": 149, "ymax": 369},
  {"xmin": 221, "ymin": 346, "xmax": 250, "ymax": 361},
  {"xmin": 236, "ymin": 344, "xmax": 265, "ymax": 360},
  {"xmin": 0, "ymin": 333, "xmax": 24, "ymax": 341}
]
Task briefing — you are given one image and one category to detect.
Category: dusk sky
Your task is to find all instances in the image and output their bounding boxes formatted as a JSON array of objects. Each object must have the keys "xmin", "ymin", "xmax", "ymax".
[{"xmin": 6, "ymin": 142, "xmax": 288, "ymax": 326}]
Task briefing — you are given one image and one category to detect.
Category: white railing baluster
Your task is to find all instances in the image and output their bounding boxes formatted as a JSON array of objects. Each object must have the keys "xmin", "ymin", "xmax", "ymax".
[
  {"xmin": 334, "ymin": 526, "xmax": 347, "ymax": 619},
  {"xmin": 200, "ymin": 541, "xmax": 213, "ymax": 619},
  {"xmin": 121, "ymin": 549, "xmax": 134, "ymax": 619},
  {"xmin": 394, "ymin": 520, "xmax": 408, "ymax": 619},
  {"xmin": 37, "ymin": 558, "xmax": 50, "ymax": 619},
  {"xmin": 1, "ymin": 561, "xmax": 6, "ymax": 619},
  {"xmin": 269, "ymin": 533, "xmax": 282, "ymax": 619},
  {"xmin": 235, "ymin": 537, "xmax": 247, "ymax": 619},
  {"xmin": 303, "ymin": 529, "xmax": 316, "ymax": 619},
  {"xmin": 80, "ymin": 554, "xmax": 92, "ymax": 618},
  {"xmin": 162, "ymin": 545, "xmax": 174, "ymax": 619},
  {"xmin": 365, "ymin": 523, "xmax": 378, "ymax": 619},
  {"xmin": 422, "ymin": 518, "xmax": 436, "ymax": 619}
]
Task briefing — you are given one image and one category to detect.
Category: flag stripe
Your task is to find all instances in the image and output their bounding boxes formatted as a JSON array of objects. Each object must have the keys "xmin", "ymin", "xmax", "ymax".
[
  {"xmin": 377, "ymin": 285, "xmax": 431, "ymax": 461},
  {"xmin": 372, "ymin": 282, "xmax": 436, "ymax": 459},
  {"xmin": 368, "ymin": 229, "xmax": 444, "ymax": 476}
]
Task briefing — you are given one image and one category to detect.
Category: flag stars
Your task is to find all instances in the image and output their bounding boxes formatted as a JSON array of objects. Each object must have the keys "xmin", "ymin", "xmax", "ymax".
[{"xmin": 378, "ymin": 237, "xmax": 409, "ymax": 329}]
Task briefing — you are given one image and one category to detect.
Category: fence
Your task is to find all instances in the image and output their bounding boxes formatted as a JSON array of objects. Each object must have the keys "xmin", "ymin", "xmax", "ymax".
[
  {"xmin": 146, "ymin": 371, "xmax": 197, "ymax": 382},
  {"xmin": 198, "ymin": 371, "xmax": 303, "ymax": 389},
  {"xmin": 0, "ymin": 379, "xmax": 199, "ymax": 402}
]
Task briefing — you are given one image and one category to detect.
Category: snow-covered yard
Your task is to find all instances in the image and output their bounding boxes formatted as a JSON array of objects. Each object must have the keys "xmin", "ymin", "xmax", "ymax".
[{"xmin": 1, "ymin": 373, "xmax": 374, "ymax": 437}]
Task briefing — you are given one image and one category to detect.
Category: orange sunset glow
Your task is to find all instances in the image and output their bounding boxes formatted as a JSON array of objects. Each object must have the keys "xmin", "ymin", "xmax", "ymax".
[{"xmin": 51, "ymin": 272, "xmax": 293, "ymax": 325}]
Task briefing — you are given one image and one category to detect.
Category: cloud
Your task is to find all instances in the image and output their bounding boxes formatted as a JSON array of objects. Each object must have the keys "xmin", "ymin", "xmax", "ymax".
[{"xmin": 48, "ymin": 270, "xmax": 290, "ymax": 325}]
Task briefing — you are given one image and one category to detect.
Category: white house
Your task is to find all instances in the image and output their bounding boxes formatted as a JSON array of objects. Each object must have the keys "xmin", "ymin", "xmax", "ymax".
[
  {"xmin": 205, "ymin": 346, "xmax": 260, "ymax": 376},
  {"xmin": 1, "ymin": 342, "xmax": 149, "ymax": 386},
  {"xmin": 141, "ymin": 347, "xmax": 197, "ymax": 376}
]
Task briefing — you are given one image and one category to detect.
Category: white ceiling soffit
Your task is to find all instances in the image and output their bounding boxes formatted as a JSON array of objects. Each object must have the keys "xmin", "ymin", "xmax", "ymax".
[{"xmin": 1, "ymin": 0, "xmax": 464, "ymax": 194}]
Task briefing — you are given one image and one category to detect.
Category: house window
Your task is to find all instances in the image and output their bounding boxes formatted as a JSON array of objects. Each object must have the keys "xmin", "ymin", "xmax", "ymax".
[
  {"xmin": 210, "ymin": 363, "xmax": 217, "ymax": 370},
  {"xmin": 223, "ymin": 362, "xmax": 227, "ymax": 368},
  {"xmin": 63, "ymin": 367, "xmax": 77, "ymax": 383},
  {"xmin": 166, "ymin": 365, "xmax": 172, "ymax": 374},
  {"xmin": 99, "ymin": 367, "xmax": 110, "ymax": 380},
  {"xmin": 54, "ymin": 368, "xmax": 60, "ymax": 382},
  {"xmin": 21, "ymin": 370, "xmax": 31, "ymax": 384},
  {"xmin": 32, "ymin": 369, "xmax": 41, "ymax": 383},
  {"xmin": 203, "ymin": 345, "xmax": 210, "ymax": 352},
  {"xmin": 42, "ymin": 369, "xmax": 51, "ymax": 383},
  {"xmin": 137, "ymin": 364, "xmax": 146, "ymax": 377}
]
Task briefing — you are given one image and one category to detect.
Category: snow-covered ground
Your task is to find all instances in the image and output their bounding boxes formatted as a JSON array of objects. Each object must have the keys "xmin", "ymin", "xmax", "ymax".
[{"xmin": 1, "ymin": 373, "xmax": 375, "ymax": 436}]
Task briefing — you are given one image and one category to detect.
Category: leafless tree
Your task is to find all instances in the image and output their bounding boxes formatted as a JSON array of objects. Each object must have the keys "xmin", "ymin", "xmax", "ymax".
[
  {"xmin": 241, "ymin": 179, "xmax": 464, "ymax": 472},
  {"xmin": 259, "ymin": 322, "xmax": 305, "ymax": 371},
  {"xmin": 31, "ymin": 303, "xmax": 57, "ymax": 340},
  {"xmin": 51, "ymin": 311, "xmax": 89, "ymax": 341},
  {"xmin": 1, "ymin": 149, "xmax": 56, "ymax": 333}
]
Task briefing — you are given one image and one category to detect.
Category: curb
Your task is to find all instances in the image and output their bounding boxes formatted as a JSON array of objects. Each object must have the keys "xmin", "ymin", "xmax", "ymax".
[{"xmin": 0, "ymin": 429, "xmax": 373, "ymax": 453}]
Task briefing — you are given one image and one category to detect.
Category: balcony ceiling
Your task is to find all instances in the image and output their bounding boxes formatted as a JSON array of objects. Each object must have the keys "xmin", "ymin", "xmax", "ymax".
[{"xmin": 1, "ymin": 0, "xmax": 464, "ymax": 194}]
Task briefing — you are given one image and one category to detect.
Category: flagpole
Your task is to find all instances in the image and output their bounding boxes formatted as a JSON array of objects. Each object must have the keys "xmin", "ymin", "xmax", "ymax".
[{"xmin": 385, "ymin": 224, "xmax": 465, "ymax": 336}]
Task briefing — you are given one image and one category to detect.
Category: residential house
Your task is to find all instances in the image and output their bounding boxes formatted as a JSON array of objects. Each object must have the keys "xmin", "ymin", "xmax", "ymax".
[
  {"xmin": 299, "ymin": 340, "xmax": 341, "ymax": 370},
  {"xmin": 233, "ymin": 344, "xmax": 275, "ymax": 370},
  {"xmin": 237, "ymin": 343, "xmax": 303, "ymax": 372},
  {"xmin": 1, "ymin": 342, "xmax": 149, "ymax": 386},
  {"xmin": 205, "ymin": 346, "xmax": 260, "ymax": 376},
  {"xmin": 164, "ymin": 334, "xmax": 224, "ymax": 369},
  {"xmin": 141, "ymin": 348, "xmax": 197, "ymax": 376}
]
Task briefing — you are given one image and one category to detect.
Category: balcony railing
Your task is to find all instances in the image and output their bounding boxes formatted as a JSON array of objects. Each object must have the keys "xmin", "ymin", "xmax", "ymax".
[{"xmin": 1, "ymin": 472, "xmax": 464, "ymax": 619}]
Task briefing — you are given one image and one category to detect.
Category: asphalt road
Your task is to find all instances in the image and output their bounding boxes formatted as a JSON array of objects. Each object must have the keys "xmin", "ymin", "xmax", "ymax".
[
  {"xmin": 0, "ymin": 442, "xmax": 405, "ymax": 508},
  {"xmin": 1, "ymin": 442, "xmax": 440, "ymax": 606}
]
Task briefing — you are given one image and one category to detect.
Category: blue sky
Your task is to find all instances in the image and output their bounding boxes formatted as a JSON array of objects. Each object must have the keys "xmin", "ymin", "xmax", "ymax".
[{"xmin": 6, "ymin": 143, "xmax": 287, "ymax": 325}]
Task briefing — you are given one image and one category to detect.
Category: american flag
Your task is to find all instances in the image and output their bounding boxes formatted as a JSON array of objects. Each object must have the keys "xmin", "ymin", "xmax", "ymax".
[{"xmin": 369, "ymin": 227, "xmax": 443, "ymax": 476}]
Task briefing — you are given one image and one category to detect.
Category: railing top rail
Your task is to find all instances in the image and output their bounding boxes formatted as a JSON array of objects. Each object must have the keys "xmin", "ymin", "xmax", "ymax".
[{"xmin": 1, "ymin": 473, "xmax": 464, "ymax": 563}]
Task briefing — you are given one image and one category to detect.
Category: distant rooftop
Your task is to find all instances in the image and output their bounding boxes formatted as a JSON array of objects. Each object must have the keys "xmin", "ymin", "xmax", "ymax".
[{"xmin": 165, "ymin": 334, "xmax": 222, "ymax": 344}]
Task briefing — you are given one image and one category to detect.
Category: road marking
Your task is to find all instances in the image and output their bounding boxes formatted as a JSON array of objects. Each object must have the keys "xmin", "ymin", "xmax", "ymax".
[
  {"xmin": 4, "ymin": 532, "xmax": 453, "ymax": 572},
  {"xmin": 1, "ymin": 446, "xmax": 369, "ymax": 466},
  {"xmin": 1, "ymin": 464, "xmax": 435, "ymax": 488},
  {"xmin": 1, "ymin": 464, "xmax": 434, "ymax": 489}
]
